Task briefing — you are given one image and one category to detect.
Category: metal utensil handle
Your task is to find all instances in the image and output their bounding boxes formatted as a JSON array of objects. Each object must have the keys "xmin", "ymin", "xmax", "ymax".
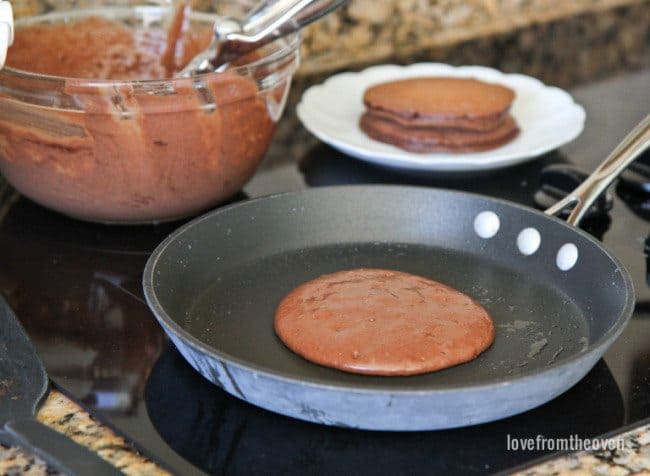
[
  {"xmin": 6, "ymin": 419, "xmax": 122, "ymax": 475},
  {"xmin": 242, "ymin": 0, "xmax": 312, "ymax": 37},
  {"xmin": 545, "ymin": 114, "xmax": 650, "ymax": 225},
  {"xmin": 180, "ymin": 0, "xmax": 346, "ymax": 75},
  {"xmin": 231, "ymin": 0, "xmax": 348, "ymax": 44}
]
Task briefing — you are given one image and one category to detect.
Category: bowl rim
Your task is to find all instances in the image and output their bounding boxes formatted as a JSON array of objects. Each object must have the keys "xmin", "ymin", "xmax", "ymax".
[{"xmin": 2, "ymin": 5, "xmax": 302, "ymax": 86}]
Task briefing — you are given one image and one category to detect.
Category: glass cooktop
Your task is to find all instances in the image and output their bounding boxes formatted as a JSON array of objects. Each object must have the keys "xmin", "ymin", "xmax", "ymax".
[{"xmin": 0, "ymin": 70, "xmax": 648, "ymax": 475}]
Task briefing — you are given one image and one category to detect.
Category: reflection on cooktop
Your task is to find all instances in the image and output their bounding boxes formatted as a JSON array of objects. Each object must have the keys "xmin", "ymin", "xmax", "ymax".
[
  {"xmin": 0, "ymin": 199, "xmax": 171, "ymax": 412},
  {"xmin": 0, "ymin": 192, "xmax": 251, "ymax": 413},
  {"xmin": 298, "ymin": 143, "xmax": 569, "ymax": 206},
  {"xmin": 145, "ymin": 346, "xmax": 624, "ymax": 476},
  {"xmin": 630, "ymin": 337, "xmax": 650, "ymax": 421},
  {"xmin": 646, "ymin": 236, "xmax": 650, "ymax": 287},
  {"xmin": 299, "ymin": 144, "xmax": 616, "ymax": 240}
]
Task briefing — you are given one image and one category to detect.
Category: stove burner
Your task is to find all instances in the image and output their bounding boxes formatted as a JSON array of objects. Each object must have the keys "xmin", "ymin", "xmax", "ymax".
[
  {"xmin": 616, "ymin": 149, "xmax": 650, "ymax": 221},
  {"xmin": 144, "ymin": 346, "xmax": 624, "ymax": 475},
  {"xmin": 534, "ymin": 164, "xmax": 612, "ymax": 239}
]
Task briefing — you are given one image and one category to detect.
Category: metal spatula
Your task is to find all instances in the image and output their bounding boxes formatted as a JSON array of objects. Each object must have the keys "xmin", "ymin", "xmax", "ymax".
[{"xmin": 0, "ymin": 295, "xmax": 121, "ymax": 475}]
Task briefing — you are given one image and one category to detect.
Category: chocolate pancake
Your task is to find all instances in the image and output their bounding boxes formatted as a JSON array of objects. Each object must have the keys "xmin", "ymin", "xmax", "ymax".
[
  {"xmin": 367, "ymin": 108, "xmax": 508, "ymax": 132},
  {"xmin": 274, "ymin": 268, "xmax": 495, "ymax": 376},
  {"xmin": 363, "ymin": 77, "xmax": 516, "ymax": 129},
  {"xmin": 360, "ymin": 112, "xmax": 519, "ymax": 153}
]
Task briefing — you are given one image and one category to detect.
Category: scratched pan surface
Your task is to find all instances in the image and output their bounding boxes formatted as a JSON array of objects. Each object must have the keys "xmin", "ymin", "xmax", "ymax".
[{"xmin": 143, "ymin": 186, "xmax": 634, "ymax": 430}]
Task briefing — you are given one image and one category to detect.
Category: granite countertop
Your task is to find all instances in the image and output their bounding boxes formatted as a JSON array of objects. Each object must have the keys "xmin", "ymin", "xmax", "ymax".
[
  {"xmin": 10, "ymin": 0, "xmax": 650, "ymax": 85},
  {"xmin": 0, "ymin": 390, "xmax": 169, "ymax": 475},
  {"xmin": 1, "ymin": 391, "xmax": 649, "ymax": 474},
  {"xmin": 514, "ymin": 423, "xmax": 650, "ymax": 475}
]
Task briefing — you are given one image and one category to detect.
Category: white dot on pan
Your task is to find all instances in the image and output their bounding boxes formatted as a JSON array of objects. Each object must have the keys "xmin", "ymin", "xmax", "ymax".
[
  {"xmin": 473, "ymin": 211, "xmax": 500, "ymax": 239},
  {"xmin": 516, "ymin": 227, "xmax": 541, "ymax": 255},
  {"xmin": 557, "ymin": 243, "xmax": 579, "ymax": 271}
]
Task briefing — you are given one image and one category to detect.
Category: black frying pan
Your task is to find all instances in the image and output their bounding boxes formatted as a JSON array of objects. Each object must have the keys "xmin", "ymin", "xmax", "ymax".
[{"xmin": 142, "ymin": 116, "xmax": 648, "ymax": 431}]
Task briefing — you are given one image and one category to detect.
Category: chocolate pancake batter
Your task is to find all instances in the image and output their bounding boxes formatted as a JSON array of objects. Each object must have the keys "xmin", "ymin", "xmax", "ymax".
[
  {"xmin": 6, "ymin": 14, "xmax": 211, "ymax": 79},
  {"xmin": 0, "ymin": 13, "xmax": 275, "ymax": 222},
  {"xmin": 274, "ymin": 269, "xmax": 495, "ymax": 376}
]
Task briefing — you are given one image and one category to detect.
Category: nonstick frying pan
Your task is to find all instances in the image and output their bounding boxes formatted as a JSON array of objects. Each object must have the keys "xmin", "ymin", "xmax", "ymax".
[{"xmin": 143, "ymin": 116, "xmax": 648, "ymax": 431}]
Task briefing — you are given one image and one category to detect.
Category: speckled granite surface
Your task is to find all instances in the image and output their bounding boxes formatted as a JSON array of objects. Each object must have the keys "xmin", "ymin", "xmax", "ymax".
[
  {"xmin": 297, "ymin": 0, "xmax": 648, "ymax": 75},
  {"xmin": 0, "ymin": 390, "xmax": 169, "ymax": 475},
  {"xmin": 9, "ymin": 0, "xmax": 650, "ymax": 78},
  {"xmin": 513, "ymin": 422, "xmax": 650, "ymax": 475},
  {"xmin": 0, "ymin": 446, "xmax": 49, "ymax": 476}
]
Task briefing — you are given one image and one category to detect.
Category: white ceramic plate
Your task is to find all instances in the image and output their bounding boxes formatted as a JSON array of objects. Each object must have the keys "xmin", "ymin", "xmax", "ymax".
[{"xmin": 296, "ymin": 63, "xmax": 586, "ymax": 172}]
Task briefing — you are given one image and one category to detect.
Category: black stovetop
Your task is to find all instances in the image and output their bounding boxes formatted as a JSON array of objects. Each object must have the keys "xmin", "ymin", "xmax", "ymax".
[{"xmin": 0, "ymin": 70, "xmax": 648, "ymax": 475}]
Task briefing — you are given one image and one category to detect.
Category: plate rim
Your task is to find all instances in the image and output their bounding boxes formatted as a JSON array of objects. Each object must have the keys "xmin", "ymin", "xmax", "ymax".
[{"xmin": 296, "ymin": 62, "xmax": 586, "ymax": 172}]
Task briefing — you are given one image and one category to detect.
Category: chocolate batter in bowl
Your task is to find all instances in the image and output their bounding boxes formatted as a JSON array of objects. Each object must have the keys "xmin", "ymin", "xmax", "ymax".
[{"xmin": 0, "ymin": 4, "xmax": 300, "ymax": 223}]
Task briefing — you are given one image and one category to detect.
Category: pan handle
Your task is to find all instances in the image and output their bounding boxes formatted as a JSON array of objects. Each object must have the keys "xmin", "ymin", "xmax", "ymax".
[{"xmin": 545, "ymin": 114, "xmax": 650, "ymax": 225}]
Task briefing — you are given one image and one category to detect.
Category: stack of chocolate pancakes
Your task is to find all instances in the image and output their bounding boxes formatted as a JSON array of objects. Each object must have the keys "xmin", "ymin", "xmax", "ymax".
[{"xmin": 360, "ymin": 77, "xmax": 520, "ymax": 153}]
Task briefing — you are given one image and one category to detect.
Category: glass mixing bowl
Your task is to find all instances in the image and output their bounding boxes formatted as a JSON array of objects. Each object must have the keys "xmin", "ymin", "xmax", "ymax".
[{"xmin": 0, "ymin": 3, "xmax": 300, "ymax": 223}]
